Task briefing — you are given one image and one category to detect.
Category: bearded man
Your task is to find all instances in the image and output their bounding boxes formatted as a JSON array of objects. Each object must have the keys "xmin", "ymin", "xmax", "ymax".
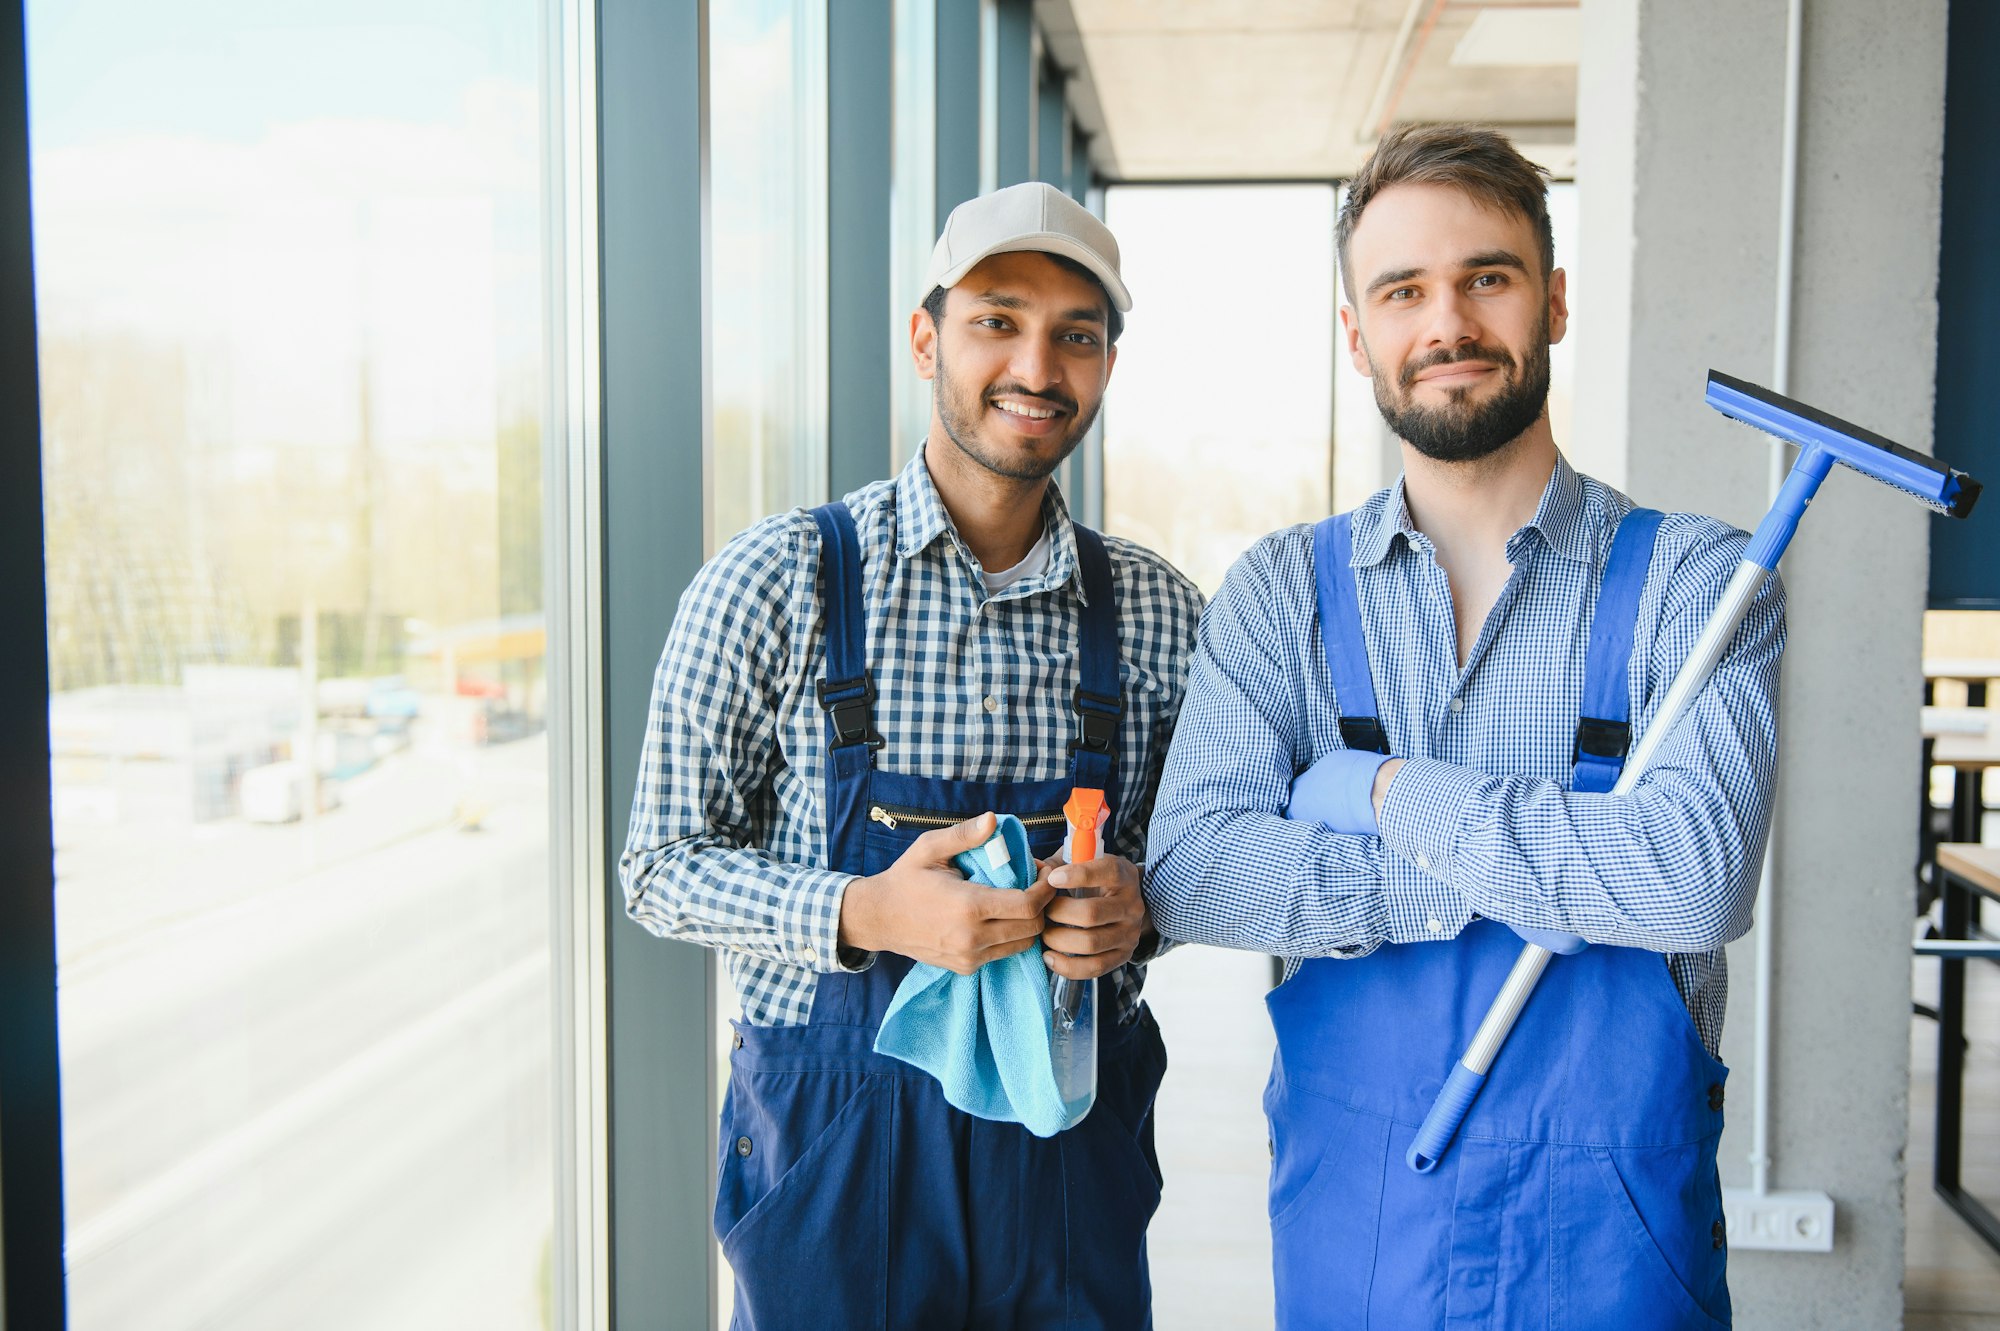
[
  {"xmin": 1145, "ymin": 124, "xmax": 1784, "ymax": 1331},
  {"xmin": 621, "ymin": 182, "xmax": 1203, "ymax": 1329}
]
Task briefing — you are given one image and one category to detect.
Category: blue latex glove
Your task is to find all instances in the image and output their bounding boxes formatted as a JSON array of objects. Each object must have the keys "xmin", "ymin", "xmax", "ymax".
[
  {"xmin": 1507, "ymin": 924, "xmax": 1588, "ymax": 955},
  {"xmin": 1286, "ymin": 748, "xmax": 1393, "ymax": 836}
]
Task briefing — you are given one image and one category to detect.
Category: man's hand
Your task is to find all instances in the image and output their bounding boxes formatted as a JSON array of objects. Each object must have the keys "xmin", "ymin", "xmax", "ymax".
[
  {"xmin": 838, "ymin": 813, "xmax": 1055, "ymax": 975},
  {"xmin": 1039, "ymin": 853, "xmax": 1149, "ymax": 979},
  {"xmin": 1288, "ymin": 748, "xmax": 1393, "ymax": 835}
]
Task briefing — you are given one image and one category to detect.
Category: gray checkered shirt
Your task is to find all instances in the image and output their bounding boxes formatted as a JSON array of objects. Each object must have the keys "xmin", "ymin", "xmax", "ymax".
[
  {"xmin": 620, "ymin": 452, "xmax": 1206, "ymax": 1028},
  {"xmin": 1145, "ymin": 453, "xmax": 1785, "ymax": 1054}
]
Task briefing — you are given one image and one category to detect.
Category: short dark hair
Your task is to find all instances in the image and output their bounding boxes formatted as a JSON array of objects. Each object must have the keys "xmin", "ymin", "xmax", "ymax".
[
  {"xmin": 1336, "ymin": 122, "xmax": 1554, "ymax": 302},
  {"xmin": 921, "ymin": 250, "xmax": 1124, "ymax": 345}
]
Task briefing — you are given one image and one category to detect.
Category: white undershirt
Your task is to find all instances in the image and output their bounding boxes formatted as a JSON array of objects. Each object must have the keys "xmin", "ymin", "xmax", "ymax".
[{"xmin": 980, "ymin": 527, "xmax": 1052, "ymax": 596}]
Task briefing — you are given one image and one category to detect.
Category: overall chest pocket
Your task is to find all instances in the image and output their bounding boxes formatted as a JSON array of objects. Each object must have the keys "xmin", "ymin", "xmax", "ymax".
[{"xmin": 860, "ymin": 801, "xmax": 1067, "ymax": 873}]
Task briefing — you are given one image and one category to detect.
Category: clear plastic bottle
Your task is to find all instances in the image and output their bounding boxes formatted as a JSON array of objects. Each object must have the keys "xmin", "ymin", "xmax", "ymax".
[
  {"xmin": 1049, "ymin": 971, "xmax": 1097, "ymax": 1117},
  {"xmin": 1050, "ymin": 788, "xmax": 1107, "ymax": 1119}
]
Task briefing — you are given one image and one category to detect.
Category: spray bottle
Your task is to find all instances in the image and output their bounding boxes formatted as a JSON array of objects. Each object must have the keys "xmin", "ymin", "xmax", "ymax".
[{"xmin": 1048, "ymin": 786, "xmax": 1106, "ymax": 1118}]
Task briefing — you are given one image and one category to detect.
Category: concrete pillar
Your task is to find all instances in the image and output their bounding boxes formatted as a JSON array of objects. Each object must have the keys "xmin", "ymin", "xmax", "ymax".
[{"xmin": 1577, "ymin": 1, "xmax": 1948, "ymax": 1325}]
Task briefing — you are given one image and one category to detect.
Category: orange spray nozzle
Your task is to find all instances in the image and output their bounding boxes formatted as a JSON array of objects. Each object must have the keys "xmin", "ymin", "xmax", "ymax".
[{"xmin": 1064, "ymin": 787, "xmax": 1106, "ymax": 863}]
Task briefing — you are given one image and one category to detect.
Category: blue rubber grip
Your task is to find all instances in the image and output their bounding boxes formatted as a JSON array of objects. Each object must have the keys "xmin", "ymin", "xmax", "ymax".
[
  {"xmin": 1407, "ymin": 1062, "xmax": 1487, "ymax": 1174},
  {"xmin": 1742, "ymin": 443, "xmax": 1835, "ymax": 570}
]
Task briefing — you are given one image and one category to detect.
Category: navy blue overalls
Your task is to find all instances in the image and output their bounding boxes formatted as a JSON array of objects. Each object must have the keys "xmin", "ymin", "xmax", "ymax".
[
  {"xmin": 1265, "ymin": 508, "xmax": 1734, "ymax": 1330},
  {"xmin": 714, "ymin": 501, "xmax": 1169, "ymax": 1330}
]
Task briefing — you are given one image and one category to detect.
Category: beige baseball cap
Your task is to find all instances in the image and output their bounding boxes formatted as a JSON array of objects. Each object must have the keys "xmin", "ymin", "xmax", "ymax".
[{"xmin": 924, "ymin": 181, "xmax": 1132, "ymax": 313}]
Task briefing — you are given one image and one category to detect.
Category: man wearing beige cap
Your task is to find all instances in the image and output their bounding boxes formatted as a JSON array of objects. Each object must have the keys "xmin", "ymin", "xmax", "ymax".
[{"xmin": 621, "ymin": 182, "xmax": 1204, "ymax": 1327}]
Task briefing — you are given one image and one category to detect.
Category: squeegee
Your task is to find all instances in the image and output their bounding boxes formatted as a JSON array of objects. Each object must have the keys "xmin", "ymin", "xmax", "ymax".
[{"xmin": 1404, "ymin": 370, "xmax": 1983, "ymax": 1174}]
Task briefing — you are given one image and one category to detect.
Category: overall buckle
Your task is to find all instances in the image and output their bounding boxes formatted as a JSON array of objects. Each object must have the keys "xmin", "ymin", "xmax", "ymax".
[
  {"xmin": 1572, "ymin": 717, "xmax": 1630, "ymax": 765},
  {"xmin": 1070, "ymin": 687, "xmax": 1121, "ymax": 755},
  {"xmin": 816, "ymin": 676, "xmax": 883, "ymax": 749}
]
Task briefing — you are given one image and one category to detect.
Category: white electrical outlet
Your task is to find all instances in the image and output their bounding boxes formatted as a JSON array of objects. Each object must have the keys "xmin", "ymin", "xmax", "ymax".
[{"xmin": 1721, "ymin": 1187, "xmax": 1835, "ymax": 1252}]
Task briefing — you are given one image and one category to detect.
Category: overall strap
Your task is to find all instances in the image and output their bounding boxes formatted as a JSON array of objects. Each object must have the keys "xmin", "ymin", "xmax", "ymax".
[
  {"xmin": 1572, "ymin": 506, "xmax": 1666, "ymax": 794},
  {"xmin": 1068, "ymin": 525, "xmax": 1122, "ymax": 812},
  {"xmin": 809, "ymin": 502, "xmax": 880, "ymax": 874},
  {"xmin": 1312, "ymin": 512, "xmax": 1389, "ymax": 754}
]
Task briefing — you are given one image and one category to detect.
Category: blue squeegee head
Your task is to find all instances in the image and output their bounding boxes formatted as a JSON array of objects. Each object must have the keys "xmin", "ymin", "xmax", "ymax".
[{"xmin": 1706, "ymin": 370, "xmax": 1982, "ymax": 520}]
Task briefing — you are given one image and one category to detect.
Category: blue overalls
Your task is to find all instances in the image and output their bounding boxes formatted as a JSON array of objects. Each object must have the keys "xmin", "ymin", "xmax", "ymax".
[
  {"xmin": 1266, "ymin": 508, "xmax": 1733, "ymax": 1331},
  {"xmin": 713, "ymin": 501, "xmax": 1169, "ymax": 1330}
]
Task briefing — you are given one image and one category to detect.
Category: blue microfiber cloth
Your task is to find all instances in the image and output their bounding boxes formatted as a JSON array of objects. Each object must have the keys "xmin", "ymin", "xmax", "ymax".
[{"xmin": 872, "ymin": 814, "xmax": 1086, "ymax": 1138}]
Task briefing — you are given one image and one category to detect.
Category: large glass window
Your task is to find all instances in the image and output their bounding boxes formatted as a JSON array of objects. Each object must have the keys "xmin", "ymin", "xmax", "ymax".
[
  {"xmin": 708, "ymin": 0, "xmax": 829, "ymax": 549},
  {"xmin": 1103, "ymin": 184, "xmax": 1335, "ymax": 595},
  {"xmin": 31, "ymin": 3, "xmax": 566, "ymax": 1326}
]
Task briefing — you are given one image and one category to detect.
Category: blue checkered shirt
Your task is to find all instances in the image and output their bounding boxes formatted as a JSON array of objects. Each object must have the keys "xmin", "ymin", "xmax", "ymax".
[
  {"xmin": 1144, "ymin": 454, "xmax": 1785, "ymax": 1054},
  {"xmin": 620, "ymin": 453, "xmax": 1206, "ymax": 1028}
]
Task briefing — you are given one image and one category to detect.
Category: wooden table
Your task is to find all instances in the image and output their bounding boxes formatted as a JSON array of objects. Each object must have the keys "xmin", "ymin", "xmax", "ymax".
[{"xmin": 1932, "ymin": 843, "xmax": 2000, "ymax": 1254}]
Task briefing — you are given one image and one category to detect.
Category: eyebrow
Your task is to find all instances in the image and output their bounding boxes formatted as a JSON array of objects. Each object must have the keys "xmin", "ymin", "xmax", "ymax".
[
  {"xmin": 968, "ymin": 291, "xmax": 1107, "ymax": 325},
  {"xmin": 1364, "ymin": 267, "xmax": 1423, "ymax": 298},
  {"xmin": 1364, "ymin": 249, "xmax": 1531, "ymax": 298},
  {"xmin": 1462, "ymin": 248, "xmax": 1529, "ymax": 273}
]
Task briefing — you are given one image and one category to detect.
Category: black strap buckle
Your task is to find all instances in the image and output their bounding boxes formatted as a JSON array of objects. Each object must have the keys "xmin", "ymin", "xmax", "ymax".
[
  {"xmin": 1338, "ymin": 716, "xmax": 1389, "ymax": 755},
  {"xmin": 816, "ymin": 676, "xmax": 883, "ymax": 749},
  {"xmin": 1070, "ymin": 686, "xmax": 1121, "ymax": 755},
  {"xmin": 1573, "ymin": 717, "xmax": 1630, "ymax": 765}
]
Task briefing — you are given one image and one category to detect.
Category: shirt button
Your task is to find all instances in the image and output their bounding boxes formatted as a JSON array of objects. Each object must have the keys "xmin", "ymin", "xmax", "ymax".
[
  {"xmin": 801, "ymin": 945, "xmax": 818, "ymax": 964},
  {"xmin": 1414, "ymin": 852, "xmax": 1431, "ymax": 870},
  {"xmin": 1449, "ymin": 697, "xmax": 1464, "ymax": 714},
  {"xmin": 983, "ymin": 695, "xmax": 999, "ymax": 713},
  {"xmin": 1427, "ymin": 917, "xmax": 1443, "ymax": 934},
  {"xmin": 736, "ymin": 1136, "xmax": 754, "ymax": 1159},
  {"xmin": 1712, "ymin": 1219, "xmax": 1727, "ymax": 1250}
]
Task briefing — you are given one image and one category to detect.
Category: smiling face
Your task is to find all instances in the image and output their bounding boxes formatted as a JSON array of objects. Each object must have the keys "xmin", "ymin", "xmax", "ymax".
[
  {"xmin": 1339, "ymin": 181, "xmax": 1567, "ymax": 464},
  {"xmin": 912, "ymin": 249, "xmax": 1118, "ymax": 483}
]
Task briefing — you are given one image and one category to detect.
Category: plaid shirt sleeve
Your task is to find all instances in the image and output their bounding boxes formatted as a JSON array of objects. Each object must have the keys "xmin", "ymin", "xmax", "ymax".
[
  {"xmin": 617, "ymin": 513, "xmax": 866, "ymax": 976},
  {"xmin": 1379, "ymin": 524, "xmax": 1786, "ymax": 953},
  {"xmin": 1144, "ymin": 533, "xmax": 1393, "ymax": 957}
]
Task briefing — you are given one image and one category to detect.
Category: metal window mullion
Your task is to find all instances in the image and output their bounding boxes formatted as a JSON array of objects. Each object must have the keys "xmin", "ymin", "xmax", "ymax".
[
  {"xmin": 548, "ymin": 0, "xmax": 610, "ymax": 1325},
  {"xmin": 936, "ymin": 0, "xmax": 981, "ymax": 230},
  {"xmin": 597, "ymin": 0, "xmax": 717, "ymax": 1326},
  {"xmin": 829, "ymin": 0, "xmax": 894, "ymax": 498},
  {"xmin": 0, "ymin": 0, "xmax": 65, "ymax": 1322},
  {"xmin": 988, "ymin": 0, "xmax": 1032, "ymax": 186}
]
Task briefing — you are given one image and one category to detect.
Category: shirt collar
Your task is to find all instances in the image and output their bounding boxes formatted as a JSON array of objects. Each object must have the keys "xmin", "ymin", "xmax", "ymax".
[
  {"xmin": 892, "ymin": 449, "xmax": 1085, "ymax": 601},
  {"xmin": 1518, "ymin": 452, "xmax": 1596, "ymax": 563},
  {"xmin": 1350, "ymin": 450, "xmax": 1595, "ymax": 567}
]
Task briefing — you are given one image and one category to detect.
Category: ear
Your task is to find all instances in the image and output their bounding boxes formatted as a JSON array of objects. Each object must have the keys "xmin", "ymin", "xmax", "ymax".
[
  {"xmin": 1338, "ymin": 305, "xmax": 1372, "ymax": 379},
  {"xmin": 1545, "ymin": 267, "xmax": 1569, "ymax": 347},
  {"xmin": 911, "ymin": 307, "xmax": 938, "ymax": 380},
  {"xmin": 1103, "ymin": 341, "xmax": 1118, "ymax": 386}
]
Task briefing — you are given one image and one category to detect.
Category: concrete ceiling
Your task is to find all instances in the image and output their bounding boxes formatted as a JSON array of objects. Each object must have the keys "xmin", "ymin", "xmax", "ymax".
[{"xmin": 1036, "ymin": 0, "xmax": 1579, "ymax": 182}]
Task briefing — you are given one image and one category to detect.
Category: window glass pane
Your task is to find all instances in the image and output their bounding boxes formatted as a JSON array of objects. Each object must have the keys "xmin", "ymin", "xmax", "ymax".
[
  {"xmin": 709, "ymin": 0, "xmax": 829, "ymax": 549},
  {"xmin": 31, "ymin": 3, "xmax": 563, "ymax": 1326},
  {"xmin": 1103, "ymin": 184, "xmax": 1335, "ymax": 595}
]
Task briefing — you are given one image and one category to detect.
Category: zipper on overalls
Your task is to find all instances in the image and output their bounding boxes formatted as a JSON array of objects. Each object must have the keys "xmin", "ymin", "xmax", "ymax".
[{"xmin": 867, "ymin": 803, "xmax": 1067, "ymax": 832}]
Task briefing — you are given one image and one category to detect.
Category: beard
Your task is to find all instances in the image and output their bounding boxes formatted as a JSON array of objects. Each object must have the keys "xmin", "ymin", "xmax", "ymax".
[
  {"xmin": 934, "ymin": 340, "xmax": 1099, "ymax": 482},
  {"xmin": 1368, "ymin": 319, "xmax": 1552, "ymax": 464}
]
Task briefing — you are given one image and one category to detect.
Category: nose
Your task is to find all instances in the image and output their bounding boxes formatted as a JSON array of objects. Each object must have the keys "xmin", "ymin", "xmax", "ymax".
[
  {"xmin": 1421, "ymin": 284, "xmax": 1482, "ymax": 351},
  {"xmin": 1007, "ymin": 334, "xmax": 1063, "ymax": 391}
]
